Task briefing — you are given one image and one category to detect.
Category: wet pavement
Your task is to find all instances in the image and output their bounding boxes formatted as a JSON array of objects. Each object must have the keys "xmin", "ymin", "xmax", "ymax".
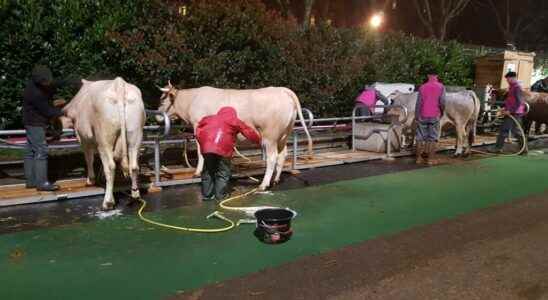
[
  {"xmin": 2, "ymin": 136, "xmax": 548, "ymax": 235},
  {"xmin": 4, "ymin": 147, "xmax": 548, "ymax": 300},
  {"xmin": 0, "ymin": 157, "xmax": 423, "ymax": 234}
]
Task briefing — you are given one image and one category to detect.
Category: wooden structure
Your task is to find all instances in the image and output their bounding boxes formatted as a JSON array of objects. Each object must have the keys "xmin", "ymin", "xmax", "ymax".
[{"xmin": 475, "ymin": 51, "xmax": 536, "ymax": 89}]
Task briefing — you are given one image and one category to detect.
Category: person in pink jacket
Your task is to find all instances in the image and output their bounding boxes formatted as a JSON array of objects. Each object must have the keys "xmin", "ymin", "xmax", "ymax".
[
  {"xmin": 355, "ymin": 86, "xmax": 389, "ymax": 117},
  {"xmin": 415, "ymin": 68, "xmax": 446, "ymax": 165},
  {"xmin": 489, "ymin": 71, "xmax": 527, "ymax": 154}
]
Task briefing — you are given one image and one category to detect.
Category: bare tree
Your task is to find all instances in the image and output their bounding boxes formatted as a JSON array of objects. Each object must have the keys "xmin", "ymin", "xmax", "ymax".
[
  {"xmin": 275, "ymin": 0, "xmax": 293, "ymax": 19},
  {"xmin": 412, "ymin": 0, "xmax": 472, "ymax": 41},
  {"xmin": 480, "ymin": 0, "xmax": 547, "ymax": 49},
  {"xmin": 303, "ymin": 0, "xmax": 315, "ymax": 29}
]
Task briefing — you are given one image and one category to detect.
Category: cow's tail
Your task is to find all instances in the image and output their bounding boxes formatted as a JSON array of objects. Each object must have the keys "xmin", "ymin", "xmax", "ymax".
[
  {"xmin": 469, "ymin": 91, "xmax": 481, "ymax": 146},
  {"xmin": 285, "ymin": 88, "xmax": 313, "ymax": 156},
  {"xmin": 115, "ymin": 77, "xmax": 130, "ymax": 177}
]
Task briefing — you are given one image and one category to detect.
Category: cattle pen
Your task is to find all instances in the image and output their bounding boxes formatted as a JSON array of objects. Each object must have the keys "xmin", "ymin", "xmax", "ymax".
[{"xmin": 0, "ymin": 106, "xmax": 501, "ymax": 207}]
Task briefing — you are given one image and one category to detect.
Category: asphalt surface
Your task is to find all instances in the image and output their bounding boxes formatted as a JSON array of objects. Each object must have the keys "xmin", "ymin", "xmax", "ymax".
[
  {"xmin": 173, "ymin": 190, "xmax": 548, "ymax": 300},
  {"xmin": 4, "ymin": 140, "xmax": 548, "ymax": 300}
]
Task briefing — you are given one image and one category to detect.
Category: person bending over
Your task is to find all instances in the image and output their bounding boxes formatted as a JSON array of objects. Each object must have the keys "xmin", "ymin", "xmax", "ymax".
[{"xmin": 196, "ymin": 107, "xmax": 261, "ymax": 200}]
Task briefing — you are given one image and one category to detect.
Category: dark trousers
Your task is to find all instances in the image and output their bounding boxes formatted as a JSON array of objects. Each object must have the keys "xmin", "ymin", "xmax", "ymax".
[
  {"xmin": 355, "ymin": 105, "xmax": 372, "ymax": 117},
  {"xmin": 201, "ymin": 153, "xmax": 232, "ymax": 200},
  {"xmin": 416, "ymin": 119, "xmax": 440, "ymax": 142},
  {"xmin": 495, "ymin": 116, "xmax": 523, "ymax": 149},
  {"xmin": 24, "ymin": 126, "xmax": 49, "ymax": 187}
]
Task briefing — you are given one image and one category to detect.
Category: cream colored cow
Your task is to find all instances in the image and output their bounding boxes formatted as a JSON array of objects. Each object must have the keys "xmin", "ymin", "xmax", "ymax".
[
  {"xmin": 157, "ymin": 82, "xmax": 313, "ymax": 191},
  {"xmin": 63, "ymin": 77, "xmax": 145, "ymax": 209}
]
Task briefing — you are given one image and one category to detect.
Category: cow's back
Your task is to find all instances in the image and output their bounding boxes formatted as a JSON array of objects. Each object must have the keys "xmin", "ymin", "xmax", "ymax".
[
  {"xmin": 65, "ymin": 78, "xmax": 144, "ymax": 141},
  {"xmin": 186, "ymin": 86, "xmax": 298, "ymax": 138}
]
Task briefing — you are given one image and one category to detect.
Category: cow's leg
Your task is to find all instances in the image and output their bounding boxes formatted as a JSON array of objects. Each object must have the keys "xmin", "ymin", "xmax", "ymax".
[
  {"xmin": 194, "ymin": 141, "xmax": 204, "ymax": 177},
  {"xmin": 259, "ymin": 140, "xmax": 278, "ymax": 191},
  {"xmin": 464, "ymin": 122, "xmax": 474, "ymax": 156},
  {"xmin": 274, "ymin": 144, "xmax": 288, "ymax": 185},
  {"xmin": 454, "ymin": 122, "xmax": 466, "ymax": 157},
  {"xmin": 126, "ymin": 126, "xmax": 143, "ymax": 200},
  {"xmin": 83, "ymin": 145, "xmax": 96, "ymax": 186},
  {"xmin": 97, "ymin": 147, "xmax": 116, "ymax": 210},
  {"xmin": 193, "ymin": 126, "xmax": 204, "ymax": 177}
]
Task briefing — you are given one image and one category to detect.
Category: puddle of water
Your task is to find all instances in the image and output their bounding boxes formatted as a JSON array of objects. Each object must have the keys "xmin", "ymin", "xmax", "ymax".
[
  {"xmin": 89, "ymin": 209, "xmax": 123, "ymax": 220},
  {"xmin": 255, "ymin": 191, "xmax": 275, "ymax": 196}
]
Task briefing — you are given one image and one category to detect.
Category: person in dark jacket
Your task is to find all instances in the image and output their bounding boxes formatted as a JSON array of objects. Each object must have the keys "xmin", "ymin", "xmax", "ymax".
[
  {"xmin": 489, "ymin": 71, "xmax": 528, "ymax": 154},
  {"xmin": 22, "ymin": 65, "xmax": 66, "ymax": 191},
  {"xmin": 195, "ymin": 107, "xmax": 261, "ymax": 200}
]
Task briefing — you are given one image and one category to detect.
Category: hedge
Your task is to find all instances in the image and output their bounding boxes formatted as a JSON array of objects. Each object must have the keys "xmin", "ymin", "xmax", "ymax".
[{"xmin": 1, "ymin": 0, "xmax": 477, "ymax": 129}]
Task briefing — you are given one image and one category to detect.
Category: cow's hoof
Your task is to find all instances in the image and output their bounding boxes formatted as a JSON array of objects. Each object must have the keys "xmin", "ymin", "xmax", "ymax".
[
  {"xmin": 86, "ymin": 179, "xmax": 96, "ymax": 187},
  {"xmin": 126, "ymin": 198, "xmax": 138, "ymax": 207},
  {"xmin": 131, "ymin": 189, "xmax": 141, "ymax": 199},
  {"xmin": 258, "ymin": 185, "xmax": 268, "ymax": 192},
  {"xmin": 102, "ymin": 201, "xmax": 115, "ymax": 211},
  {"xmin": 193, "ymin": 173, "xmax": 201, "ymax": 178}
]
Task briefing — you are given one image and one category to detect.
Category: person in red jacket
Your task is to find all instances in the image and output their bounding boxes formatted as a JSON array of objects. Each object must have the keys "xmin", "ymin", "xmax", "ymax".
[{"xmin": 196, "ymin": 106, "xmax": 262, "ymax": 200}]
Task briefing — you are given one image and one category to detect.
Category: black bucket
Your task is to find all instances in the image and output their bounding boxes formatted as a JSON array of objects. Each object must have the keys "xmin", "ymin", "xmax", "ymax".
[{"xmin": 254, "ymin": 208, "xmax": 296, "ymax": 244}]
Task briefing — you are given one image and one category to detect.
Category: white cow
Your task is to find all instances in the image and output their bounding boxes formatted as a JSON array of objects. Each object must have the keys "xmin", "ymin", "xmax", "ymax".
[
  {"xmin": 63, "ymin": 77, "xmax": 145, "ymax": 209},
  {"xmin": 156, "ymin": 82, "xmax": 313, "ymax": 191},
  {"xmin": 369, "ymin": 82, "xmax": 415, "ymax": 113},
  {"xmin": 389, "ymin": 90, "xmax": 480, "ymax": 156}
]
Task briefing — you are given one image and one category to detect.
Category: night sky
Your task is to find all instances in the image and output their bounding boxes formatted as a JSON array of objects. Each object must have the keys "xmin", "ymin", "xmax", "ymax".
[{"xmin": 263, "ymin": 0, "xmax": 548, "ymax": 52}]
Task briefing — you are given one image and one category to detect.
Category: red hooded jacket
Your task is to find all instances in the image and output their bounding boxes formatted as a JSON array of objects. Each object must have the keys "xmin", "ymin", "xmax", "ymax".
[{"xmin": 196, "ymin": 107, "xmax": 261, "ymax": 157}]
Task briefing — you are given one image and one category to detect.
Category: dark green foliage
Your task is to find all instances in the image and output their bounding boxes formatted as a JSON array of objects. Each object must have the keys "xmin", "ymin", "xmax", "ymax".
[{"xmin": 1, "ymin": 0, "xmax": 479, "ymax": 129}]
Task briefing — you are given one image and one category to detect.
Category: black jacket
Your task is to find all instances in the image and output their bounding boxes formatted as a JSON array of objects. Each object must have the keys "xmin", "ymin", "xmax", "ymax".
[{"xmin": 22, "ymin": 70, "xmax": 64, "ymax": 127}]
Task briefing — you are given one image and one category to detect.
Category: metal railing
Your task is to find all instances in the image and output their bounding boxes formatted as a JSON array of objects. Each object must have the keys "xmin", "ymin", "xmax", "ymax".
[
  {"xmin": 145, "ymin": 110, "xmax": 172, "ymax": 186},
  {"xmin": 0, "ymin": 106, "xmax": 409, "ymax": 187}
]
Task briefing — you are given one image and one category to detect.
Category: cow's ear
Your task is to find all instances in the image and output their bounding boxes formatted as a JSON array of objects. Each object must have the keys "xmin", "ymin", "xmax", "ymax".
[{"xmin": 168, "ymin": 90, "xmax": 176, "ymax": 102}]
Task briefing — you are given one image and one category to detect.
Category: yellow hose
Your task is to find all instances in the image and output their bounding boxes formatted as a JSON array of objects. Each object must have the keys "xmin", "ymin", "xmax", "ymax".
[
  {"xmin": 471, "ymin": 113, "xmax": 527, "ymax": 157},
  {"xmin": 137, "ymin": 184, "xmax": 261, "ymax": 233}
]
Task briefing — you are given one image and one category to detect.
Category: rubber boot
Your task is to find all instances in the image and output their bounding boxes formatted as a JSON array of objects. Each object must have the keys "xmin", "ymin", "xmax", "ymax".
[
  {"xmin": 23, "ymin": 158, "xmax": 36, "ymax": 188},
  {"xmin": 214, "ymin": 158, "xmax": 232, "ymax": 200},
  {"xmin": 35, "ymin": 159, "xmax": 59, "ymax": 191},
  {"xmin": 518, "ymin": 137, "xmax": 528, "ymax": 156},
  {"xmin": 426, "ymin": 142, "xmax": 439, "ymax": 165},
  {"xmin": 415, "ymin": 142, "xmax": 425, "ymax": 164}
]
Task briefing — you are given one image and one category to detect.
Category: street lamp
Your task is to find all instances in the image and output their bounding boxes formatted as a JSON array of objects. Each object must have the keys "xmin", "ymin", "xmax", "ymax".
[{"xmin": 369, "ymin": 12, "xmax": 383, "ymax": 29}]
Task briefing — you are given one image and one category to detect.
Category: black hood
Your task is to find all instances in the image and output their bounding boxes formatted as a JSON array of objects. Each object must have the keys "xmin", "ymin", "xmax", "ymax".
[{"xmin": 31, "ymin": 65, "xmax": 53, "ymax": 86}]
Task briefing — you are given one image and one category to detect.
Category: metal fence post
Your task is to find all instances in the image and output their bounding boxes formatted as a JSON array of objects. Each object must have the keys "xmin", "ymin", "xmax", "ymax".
[
  {"xmin": 154, "ymin": 138, "xmax": 161, "ymax": 186},
  {"xmin": 352, "ymin": 107, "xmax": 357, "ymax": 152},
  {"xmin": 292, "ymin": 131, "xmax": 298, "ymax": 170}
]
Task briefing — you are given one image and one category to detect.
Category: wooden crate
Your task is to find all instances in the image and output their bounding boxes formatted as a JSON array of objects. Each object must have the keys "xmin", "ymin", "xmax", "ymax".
[{"xmin": 474, "ymin": 50, "xmax": 536, "ymax": 89}]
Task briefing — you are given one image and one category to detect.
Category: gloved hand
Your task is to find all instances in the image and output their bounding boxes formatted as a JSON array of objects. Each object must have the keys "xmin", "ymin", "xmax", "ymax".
[{"xmin": 53, "ymin": 99, "xmax": 67, "ymax": 107}]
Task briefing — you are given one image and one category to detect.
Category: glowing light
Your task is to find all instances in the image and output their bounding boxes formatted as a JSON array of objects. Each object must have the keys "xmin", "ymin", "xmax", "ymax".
[{"xmin": 369, "ymin": 13, "xmax": 383, "ymax": 29}]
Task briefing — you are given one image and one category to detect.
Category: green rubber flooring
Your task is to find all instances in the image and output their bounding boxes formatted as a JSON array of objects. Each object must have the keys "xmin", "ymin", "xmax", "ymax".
[{"xmin": 2, "ymin": 152, "xmax": 548, "ymax": 300}]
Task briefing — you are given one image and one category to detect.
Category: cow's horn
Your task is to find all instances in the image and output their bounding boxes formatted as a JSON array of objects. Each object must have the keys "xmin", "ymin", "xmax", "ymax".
[
  {"xmin": 168, "ymin": 80, "xmax": 173, "ymax": 87},
  {"xmin": 158, "ymin": 86, "xmax": 170, "ymax": 93}
]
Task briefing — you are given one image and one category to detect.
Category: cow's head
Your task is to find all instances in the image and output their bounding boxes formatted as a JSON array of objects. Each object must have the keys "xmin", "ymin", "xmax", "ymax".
[
  {"xmin": 156, "ymin": 80, "xmax": 178, "ymax": 122},
  {"xmin": 386, "ymin": 91, "xmax": 414, "ymax": 126}
]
